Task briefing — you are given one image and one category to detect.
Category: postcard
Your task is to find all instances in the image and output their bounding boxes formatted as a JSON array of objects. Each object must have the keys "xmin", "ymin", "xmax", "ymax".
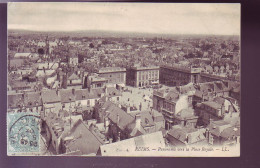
[{"xmin": 7, "ymin": 2, "xmax": 240, "ymax": 156}]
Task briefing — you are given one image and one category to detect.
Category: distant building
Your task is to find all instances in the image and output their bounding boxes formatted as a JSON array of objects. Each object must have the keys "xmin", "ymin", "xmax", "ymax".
[
  {"xmin": 66, "ymin": 72, "xmax": 83, "ymax": 89},
  {"xmin": 69, "ymin": 55, "xmax": 79, "ymax": 66},
  {"xmin": 41, "ymin": 90, "xmax": 62, "ymax": 117},
  {"xmin": 7, "ymin": 92, "xmax": 42, "ymax": 113},
  {"xmin": 160, "ymin": 65, "xmax": 201, "ymax": 86},
  {"xmin": 98, "ymin": 67, "xmax": 126, "ymax": 85},
  {"xmin": 126, "ymin": 66, "xmax": 159, "ymax": 87},
  {"xmin": 9, "ymin": 80, "xmax": 32, "ymax": 91},
  {"xmin": 86, "ymin": 74, "xmax": 108, "ymax": 89},
  {"xmin": 160, "ymin": 65, "xmax": 238, "ymax": 86}
]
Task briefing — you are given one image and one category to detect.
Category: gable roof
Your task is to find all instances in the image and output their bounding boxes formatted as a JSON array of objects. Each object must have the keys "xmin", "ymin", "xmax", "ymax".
[
  {"xmin": 75, "ymin": 89, "xmax": 100, "ymax": 100},
  {"xmin": 168, "ymin": 126, "xmax": 206, "ymax": 144},
  {"xmin": 101, "ymin": 101, "xmax": 135, "ymax": 130},
  {"xmin": 165, "ymin": 90, "xmax": 179, "ymax": 102},
  {"xmin": 41, "ymin": 90, "xmax": 61, "ymax": 103},
  {"xmin": 62, "ymin": 120, "xmax": 103, "ymax": 155},
  {"xmin": 202, "ymin": 101, "xmax": 222, "ymax": 110},
  {"xmin": 24, "ymin": 92, "xmax": 42, "ymax": 107},
  {"xmin": 129, "ymin": 111, "xmax": 155, "ymax": 128},
  {"xmin": 60, "ymin": 89, "xmax": 76, "ymax": 103},
  {"xmin": 175, "ymin": 108, "xmax": 197, "ymax": 120},
  {"xmin": 68, "ymin": 73, "xmax": 80, "ymax": 80},
  {"xmin": 8, "ymin": 93, "xmax": 24, "ymax": 109}
]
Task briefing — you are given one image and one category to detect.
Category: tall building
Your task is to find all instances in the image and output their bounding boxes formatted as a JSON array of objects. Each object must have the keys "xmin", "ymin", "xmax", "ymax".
[
  {"xmin": 153, "ymin": 87, "xmax": 195, "ymax": 130},
  {"xmin": 126, "ymin": 66, "xmax": 159, "ymax": 87},
  {"xmin": 98, "ymin": 67, "xmax": 126, "ymax": 85},
  {"xmin": 159, "ymin": 65, "xmax": 201, "ymax": 86},
  {"xmin": 160, "ymin": 65, "xmax": 238, "ymax": 87}
]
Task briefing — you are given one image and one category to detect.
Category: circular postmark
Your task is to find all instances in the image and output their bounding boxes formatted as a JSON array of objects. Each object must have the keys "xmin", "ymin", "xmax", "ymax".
[{"xmin": 8, "ymin": 113, "xmax": 41, "ymax": 153}]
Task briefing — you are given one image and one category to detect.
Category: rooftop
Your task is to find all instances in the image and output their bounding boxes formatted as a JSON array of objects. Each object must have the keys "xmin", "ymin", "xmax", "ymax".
[{"xmin": 98, "ymin": 67, "xmax": 126, "ymax": 73}]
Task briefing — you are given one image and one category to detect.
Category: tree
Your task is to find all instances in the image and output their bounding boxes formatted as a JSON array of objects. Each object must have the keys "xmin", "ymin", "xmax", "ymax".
[
  {"xmin": 82, "ymin": 109, "xmax": 93, "ymax": 120},
  {"xmin": 89, "ymin": 43, "xmax": 94, "ymax": 48}
]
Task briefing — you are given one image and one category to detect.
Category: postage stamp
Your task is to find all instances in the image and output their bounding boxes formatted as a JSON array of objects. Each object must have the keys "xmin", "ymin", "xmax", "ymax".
[{"xmin": 7, "ymin": 112, "xmax": 41, "ymax": 155}]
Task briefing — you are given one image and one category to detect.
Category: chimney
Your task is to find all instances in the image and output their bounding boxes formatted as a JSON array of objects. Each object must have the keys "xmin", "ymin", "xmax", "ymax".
[
  {"xmin": 126, "ymin": 106, "xmax": 130, "ymax": 113},
  {"xmin": 118, "ymin": 104, "xmax": 122, "ymax": 108},
  {"xmin": 104, "ymin": 86, "xmax": 108, "ymax": 95},
  {"xmin": 205, "ymin": 128, "xmax": 210, "ymax": 140},
  {"xmin": 117, "ymin": 132, "xmax": 121, "ymax": 142},
  {"xmin": 135, "ymin": 114, "xmax": 141, "ymax": 130},
  {"xmin": 117, "ymin": 114, "xmax": 120, "ymax": 124},
  {"xmin": 104, "ymin": 117, "xmax": 109, "ymax": 133},
  {"xmin": 221, "ymin": 103, "xmax": 225, "ymax": 117},
  {"xmin": 72, "ymin": 88, "xmax": 75, "ymax": 95},
  {"xmin": 187, "ymin": 134, "xmax": 192, "ymax": 144},
  {"xmin": 209, "ymin": 118, "xmax": 213, "ymax": 125},
  {"xmin": 56, "ymin": 89, "xmax": 60, "ymax": 96}
]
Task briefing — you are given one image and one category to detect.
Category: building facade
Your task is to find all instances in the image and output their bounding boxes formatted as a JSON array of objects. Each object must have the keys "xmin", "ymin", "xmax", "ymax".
[
  {"xmin": 159, "ymin": 65, "xmax": 201, "ymax": 86},
  {"xmin": 126, "ymin": 66, "xmax": 159, "ymax": 87},
  {"xmin": 98, "ymin": 67, "xmax": 126, "ymax": 85}
]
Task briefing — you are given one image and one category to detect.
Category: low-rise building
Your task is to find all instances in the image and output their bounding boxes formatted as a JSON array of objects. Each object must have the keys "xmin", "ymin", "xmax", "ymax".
[
  {"xmin": 167, "ymin": 125, "xmax": 207, "ymax": 147},
  {"xmin": 86, "ymin": 74, "xmax": 108, "ymax": 89},
  {"xmin": 207, "ymin": 120, "xmax": 240, "ymax": 146}
]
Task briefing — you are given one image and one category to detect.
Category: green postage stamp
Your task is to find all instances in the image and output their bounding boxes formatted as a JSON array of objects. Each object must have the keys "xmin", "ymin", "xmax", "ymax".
[{"xmin": 7, "ymin": 112, "xmax": 41, "ymax": 155}]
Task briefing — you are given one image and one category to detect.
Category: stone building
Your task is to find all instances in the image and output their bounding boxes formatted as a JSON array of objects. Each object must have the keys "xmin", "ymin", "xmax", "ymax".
[{"xmin": 126, "ymin": 66, "xmax": 159, "ymax": 87}]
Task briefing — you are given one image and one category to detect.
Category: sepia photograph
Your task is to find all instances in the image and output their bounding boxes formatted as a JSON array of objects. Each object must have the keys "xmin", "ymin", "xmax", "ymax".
[{"xmin": 7, "ymin": 2, "xmax": 240, "ymax": 156}]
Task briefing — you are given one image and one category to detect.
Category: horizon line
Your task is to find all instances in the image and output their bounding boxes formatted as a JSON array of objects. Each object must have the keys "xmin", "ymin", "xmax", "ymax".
[{"xmin": 8, "ymin": 28, "xmax": 240, "ymax": 37}]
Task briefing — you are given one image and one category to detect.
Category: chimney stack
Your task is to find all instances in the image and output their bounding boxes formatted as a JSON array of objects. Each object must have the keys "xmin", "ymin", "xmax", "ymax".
[
  {"xmin": 135, "ymin": 114, "xmax": 141, "ymax": 130},
  {"xmin": 56, "ymin": 89, "xmax": 60, "ymax": 96},
  {"xmin": 205, "ymin": 128, "xmax": 210, "ymax": 139},
  {"xmin": 104, "ymin": 86, "xmax": 108, "ymax": 95},
  {"xmin": 104, "ymin": 117, "xmax": 109, "ymax": 133},
  {"xmin": 117, "ymin": 114, "xmax": 120, "ymax": 124},
  {"xmin": 187, "ymin": 134, "xmax": 192, "ymax": 144},
  {"xmin": 126, "ymin": 106, "xmax": 130, "ymax": 113},
  {"xmin": 117, "ymin": 132, "xmax": 121, "ymax": 142},
  {"xmin": 72, "ymin": 88, "xmax": 75, "ymax": 95}
]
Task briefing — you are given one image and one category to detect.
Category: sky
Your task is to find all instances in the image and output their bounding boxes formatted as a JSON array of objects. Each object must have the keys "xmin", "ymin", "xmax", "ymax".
[{"xmin": 8, "ymin": 3, "xmax": 240, "ymax": 35}]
